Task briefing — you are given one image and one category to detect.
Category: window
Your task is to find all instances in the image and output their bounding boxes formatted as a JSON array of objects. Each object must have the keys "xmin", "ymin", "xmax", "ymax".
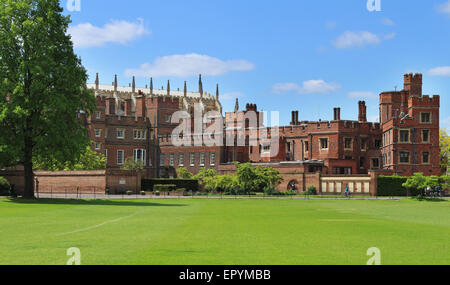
[
  {"xmin": 169, "ymin": 154, "xmax": 174, "ymax": 166},
  {"xmin": 344, "ymin": 138, "xmax": 352, "ymax": 150},
  {"xmin": 361, "ymin": 139, "xmax": 367, "ymax": 151},
  {"xmin": 160, "ymin": 154, "xmax": 165, "ymax": 166},
  {"xmin": 134, "ymin": 129, "xmax": 146, "ymax": 140},
  {"xmin": 422, "ymin": 152, "xmax": 430, "ymax": 164},
  {"xmin": 117, "ymin": 150, "xmax": 124, "ymax": 165},
  {"xmin": 190, "ymin": 153, "xmax": 195, "ymax": 166},
  {"xmin": 263, "ymin": 144, "xmax": 271, "ymax": 152},
  {"xmin": 133, "ymin": 149, "xmax": 146, "ymax": 166},
  {"xmin": 95, "ymin": 111, "xmax": 101, "ymax": 119},
  {"xmin": 95, "ymin": 129, "xmax": 101, "ymax": 138},
  {"xmin": 117, "ymin": 128, "xmax": 125, "ymax": 139},
  {"xmin": 210, "ymin": 152, "xmax": 215, "ymax": 166},
  {"xmin": 422, "ymin": 130, "xmax": 430, "ymax": 143},
  {"xmin": 359, "ymin": 157, "xmax": 365, "ymax": 168},
  {"xmin": 320, "ymin": 138, "xmax": 328, "ymax": 150},
  {"xmin": 304, "ymin": 141, "xmax": 309, "ymax": 152},
  {"xmin": 95, "ymin": 142, "xmax": 101, "ymax": 150},
  {"xmin": 420, "ymin": 112, "xmax": 431, "ymax": 124},
  {"xmin": 399, "ymin": 130, "xmax": 409, "ymax": 143},
  {"xmin": 374, "ymin": 139, "xmax": 381, "ymax": 149},
  {"xmin": 371, "ymin": 158, "xmax": 380, "ymax": 169},
  {"xmin": 200, "ymin": 153, "xmax": 205, "ymax": 166},
  {"xmin": 179, "ymin": 154, "xmax": 184, "ymax": 166},
  {"xmin": 399, "ymin": 152, "xmax": 410, "ymax": 164}
]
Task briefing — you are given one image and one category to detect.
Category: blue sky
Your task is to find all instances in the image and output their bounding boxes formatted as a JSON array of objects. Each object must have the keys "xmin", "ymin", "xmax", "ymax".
[{"xmin": 63, "ymin": 0, "xmax": 450, "ymax": 128}]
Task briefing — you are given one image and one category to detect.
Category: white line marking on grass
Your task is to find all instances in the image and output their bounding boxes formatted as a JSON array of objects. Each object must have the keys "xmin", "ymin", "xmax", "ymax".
[{"xmin": 56, "ymin": 211, "xmax": 141, "ymax": 236}]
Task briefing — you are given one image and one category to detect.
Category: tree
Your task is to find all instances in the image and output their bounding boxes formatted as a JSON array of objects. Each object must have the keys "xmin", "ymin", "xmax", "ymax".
[
  {"xmin": 0, "ymin": 0, "xmax": 95, "ymax": 198},
  {"xmin": 440, "ymin": 129, "xmax": 450, "ymax": 175},
  {"xmin": 176, "ymin": 167, "xmax": 193, "ymax": 179},
  {"xmin": 402, "ymin": 173, "xmax": 427, "ymax": 191},
  {"xmin": 122, "ymin": 157, "xmax": 144, "ymax": 194},
  {"xmin": 34, "ymin": 145, "xmax": 106, "ymax": 171}
]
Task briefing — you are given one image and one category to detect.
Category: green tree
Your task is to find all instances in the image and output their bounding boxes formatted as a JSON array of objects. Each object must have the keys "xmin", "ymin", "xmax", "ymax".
[
  {"xmin": 0, "ymin": 0, "xmax": 95, "ymax": 198},
  {"xmin": 402, "ymin": 173, "xmax": 427, "ymax": 191},
  {"xmin": 176, "ymin": 167, "xmax": 193, "ymax": 179},
  {"xmin": 34, "ymin": 145, "xmax": 106, "ymax": 171},
  {"xmin": 440, "ymin": 129, "xmax": 450, "ymax": 175},
  {"xmin": 121, "ymin": 157, "xmax": 144, "ymax": 172}
]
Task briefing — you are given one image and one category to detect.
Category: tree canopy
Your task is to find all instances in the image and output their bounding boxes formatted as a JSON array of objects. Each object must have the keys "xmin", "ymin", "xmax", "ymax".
[{"xmin": 0, "ymin": 0, "xmax": 96, "ymax": 197}]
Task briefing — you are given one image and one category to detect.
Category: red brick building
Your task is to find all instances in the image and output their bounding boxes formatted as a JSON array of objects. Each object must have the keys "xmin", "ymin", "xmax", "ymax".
[{"xmin": 86, "ymin": 73, "xmax": 440, "ymax": 178}]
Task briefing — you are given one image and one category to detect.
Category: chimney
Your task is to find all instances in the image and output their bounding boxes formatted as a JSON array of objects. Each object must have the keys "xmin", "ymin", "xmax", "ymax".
[
  {"xmin": 295, "ymin": 111, "xmax": 299, "ymax": 124},
  {"xmin": 216, "ymin": 84, "xmax": 219, "ymax": 100},
  {"xmin": 132, "ymin": 76, "xmax": 136, "ymax": 94},
  {"xmin": 114, "ymin": 75, "xmax": 118, "ymax": 92},
  {"xmin": 105, "ymin": 98, "xmax": 116, "ymax": 115},
  {"xmin": 358, "ymin": 101, "xmax": 367, "ymax": 122},
  {"xmin": 291, "ymin": 111, "xmax": 295, "ymax": 125},
  {"xmin": 124, "ymin": 99, "xmax": 132, "ymax": 116},
  {"xmin": 184, "ymin": 81, "xmax": 187, "ymax": 97},
  {"xmin": 167, "ymin": 80, "xmax": 170, "ymax": 96},
  {"xmin": 135, "ymin": 96, "xmax": 146, "ymax": 118}
]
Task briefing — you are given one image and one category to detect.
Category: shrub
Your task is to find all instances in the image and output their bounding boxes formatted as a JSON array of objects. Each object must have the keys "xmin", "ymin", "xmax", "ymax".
[
  {"xmin": 153, "ymin": 184, "xmax": 176, "ymax": 192},
  {"xmin": 126, "ymin": 190, "xmax": 133, "ymax": 195},
  {"xmin": 0, "ymin": 177, "xmax": 10, "ymax": 196},
  {"xmin": 140, "ymin": 191, "xmax": 146, "ymax": 196},
  {"xmin": 263, "ymin": 185, "xmax": 276, "ymax": 195},
  {"xmin": 304, "ymin": 185, "xmax": 317, "ymax": 195}
]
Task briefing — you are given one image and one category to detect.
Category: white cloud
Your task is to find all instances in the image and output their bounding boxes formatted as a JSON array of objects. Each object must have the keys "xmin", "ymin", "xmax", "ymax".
[
  {"xmin": 348, "ymin": 91, "xmax": 378, "ymax": 100},
  {"xmin": 125, "ymin": 54, "xmax": 255, "ymax": 77},
  {"xmin": 436, "ymin": 1, "xmax": 450, "ymax": 15},
  {"xmin": 272, "ymin": 80, "xmax": 341, "ymax": 95},
  {"xmin": 381, "ymin": 18, "xmax": 395, "ymax": 26},
  {"xmin": 221, "ymin": 92, "xmax": 245, "ymax": 100},
  {"xmin": 68, "ymin": 19, "xmax": 150, "ymax": 48},
  {"xmin": 429, "ymin": 66, "xmax": 450, "ymax": 77},
  {"xmin": 332, "ymin": 31, "xmax": 394, "ymax": 49}
]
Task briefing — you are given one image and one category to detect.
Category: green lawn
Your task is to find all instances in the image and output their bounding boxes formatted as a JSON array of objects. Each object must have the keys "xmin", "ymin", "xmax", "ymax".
[{"xmin": 0, "ymin": 197, "xmax": 448, "ymax": 265}]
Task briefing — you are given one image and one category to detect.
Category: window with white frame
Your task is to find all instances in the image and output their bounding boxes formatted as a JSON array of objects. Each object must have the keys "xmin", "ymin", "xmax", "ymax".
[
  {"xmin": 117, "ymin": 150, "xmax": 124, "ymax": 165},
  {"xmin": 200, "ymin": 153, "xmax": 205, "ymax": 166},
  {"xmin": 160, "ymin": 154, "xmax": 165, "ymax": 166},
  {"xmin": 95, "ymin": 129, "xmax": 102, "ymax": 138},
  {"xmin": 134, "ymin": 129, "xmax": 146, "ymax": 140},
  {"xmin": 117, "ymin": 128, "xmax": 125, "ymax": 139},
  {"xmin": 420, "ymin": 112, "xmax": 431, "ymax": 124},
  {"xmin": 169, "ymin": 154, "xmax": 174, "ymax": 166},
  {"xmin": 179, "ymin": 153, "xmax": 184, "ymax": 166},
  {"xmin": 95, "ymin": 111, "xmax": 101, "ymax": 119},
  {"xmin": 190, "ymin": 153, "xmax": 195, "ymax": 166},
  {"xmin": 133, "ymin": 149, "xmax": 146, "ymax": 166},
  {"xmin": 210, "ymin": 152, "xmax": 215, "ymax": 166},
  {"xmin": 320, "ymin": 138, "xmax": 329, "ymax": 150},
  {"xmin": 95, "ymin": 142, "xmax": 101, "ymax": 150}
]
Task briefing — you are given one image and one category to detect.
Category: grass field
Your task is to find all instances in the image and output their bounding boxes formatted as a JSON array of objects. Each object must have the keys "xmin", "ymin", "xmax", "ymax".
[{"xmin": 0, "ymin": 197, "xmax": 448, "ymax": 265}]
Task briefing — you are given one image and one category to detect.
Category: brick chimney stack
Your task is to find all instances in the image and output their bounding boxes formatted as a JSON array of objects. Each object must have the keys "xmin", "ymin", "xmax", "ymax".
[
  {"xmin": 358, "ymin": 101, "xmax": 367, "ymax": 122},
  {"xmin": 333, "ymin": 108, "xmax": 341, "ymax": 121}
]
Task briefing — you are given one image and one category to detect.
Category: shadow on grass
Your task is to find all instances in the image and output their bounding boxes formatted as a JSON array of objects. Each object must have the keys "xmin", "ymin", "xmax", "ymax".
[
  {"xmin": 410, "ymin": 197, "xmax": 448, "ymax": 202},
  {"xmin": 5, "ymin": 198, "xmax": 187, "ymax": 207}
]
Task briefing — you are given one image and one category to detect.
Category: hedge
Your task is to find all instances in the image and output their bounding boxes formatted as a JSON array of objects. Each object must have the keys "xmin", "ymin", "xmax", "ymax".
[
  {"xmin": 142, "ymin": 179, "xmax": 199, "ymax": 192},
  {"xmin": 377, "ymin": 175, "xmax": 408, "ymax": 196},
  {"xmin": 153, "ymin": 184, "xmax": 177, "ymax": 192}
]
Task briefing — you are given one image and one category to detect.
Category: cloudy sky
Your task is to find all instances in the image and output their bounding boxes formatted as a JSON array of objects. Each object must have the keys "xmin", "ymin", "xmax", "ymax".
[{"xmin": 64, "ymin": 0, "xmax": 450, "ymax": 129}]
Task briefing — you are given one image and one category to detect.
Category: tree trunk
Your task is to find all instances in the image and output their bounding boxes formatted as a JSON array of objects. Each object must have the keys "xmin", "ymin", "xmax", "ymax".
[{"xmin": 23, "ymin": 137, "xmax": 35, "ymax": 199}]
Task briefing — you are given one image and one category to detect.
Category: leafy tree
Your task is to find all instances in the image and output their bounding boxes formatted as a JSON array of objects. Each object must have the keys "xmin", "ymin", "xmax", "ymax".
[
  {"xmin": 215, "ymin": 174, "xmax": 238, "ymax": 193},
  {"xmin": 176, "ymin": 167, "xmax": 193, "ymax": 179},
  {"xmin": 439, "ymin": 129, "xmax": 450, "ymax": 175},
  {"xmin": 34, "ymin": 145, "xmax": 105, "ymax": 171},
  {"xmin": 0, "ymin": 0, "xmax": 95, "ymax": 198},
  {"xmin": 402, "ymin": 173, "xmax": 427, "ymax": 191},
  {"xmin": 235, "ymin": 163, "xmax": 259, "ymax": 193},
  {"xmin": 193, "ymin": 167, "xmax": 217, "ymax": 182}
]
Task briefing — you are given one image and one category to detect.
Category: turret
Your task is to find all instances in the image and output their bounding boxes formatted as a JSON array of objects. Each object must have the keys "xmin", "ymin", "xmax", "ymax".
[{"xmin": 404, "ymin": 73, "xmax": 422, "ymax": 97}]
